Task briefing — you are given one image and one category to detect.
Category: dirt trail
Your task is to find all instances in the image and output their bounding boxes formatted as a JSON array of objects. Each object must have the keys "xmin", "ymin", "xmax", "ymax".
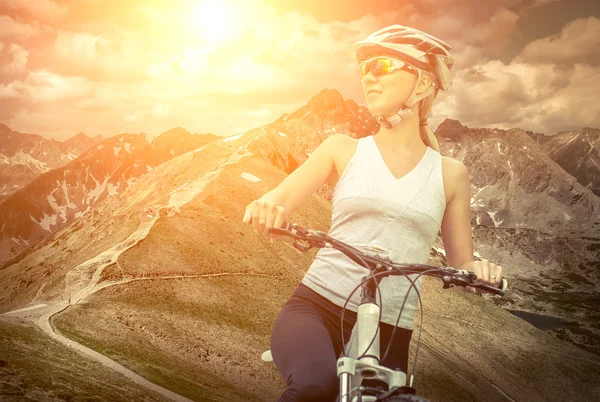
[{"xmin": 1, "ymin": 149, "xmax": 255, "ymax": 402}]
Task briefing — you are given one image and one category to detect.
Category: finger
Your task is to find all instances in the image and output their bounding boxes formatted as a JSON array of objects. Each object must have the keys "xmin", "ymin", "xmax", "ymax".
[
  {"xmin": 263, "ymin": 201, "xmax": 274, "ymax": 236},
  {"xmin": 494, "ymin": 265, "xmax": 503, "ymax": 287},
  {"xmin": 243, "ymin": 208, "xmax": 252, "ymax": 224},
  {"xmin": 488, "ymin": 263, "xmax": 498, "ymax": 285},
  {"xmin": 257, "ymin": 200, "xmax": 267, "ymax": 234},
  {"xmin": 481, "ymin": 259, "xmax": 490, "ymax": 284},
  {"xmin": 271, "ymin": 206, "xmax": 285, "ymax": 241}
]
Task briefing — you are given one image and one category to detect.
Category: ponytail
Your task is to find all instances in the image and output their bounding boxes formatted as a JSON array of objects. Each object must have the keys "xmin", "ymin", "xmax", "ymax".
[{"xmin": 418, "ymin": 90, "xmax": 440, "ymax": 152}]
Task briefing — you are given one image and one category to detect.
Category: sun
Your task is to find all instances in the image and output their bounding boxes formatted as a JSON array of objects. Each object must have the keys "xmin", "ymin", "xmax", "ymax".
[{"xmin": 191, "ymin": 0, "xmax": 241, "ymax": 46}]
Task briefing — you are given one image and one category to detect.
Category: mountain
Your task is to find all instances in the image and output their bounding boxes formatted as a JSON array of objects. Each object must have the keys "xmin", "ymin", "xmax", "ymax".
[
  {"xmin": 434, "ymin": 119, "xmax": 600, "ymax": 356},
  {"xmin": 0, "ymin": 125, "xmax": 100, "ymax": 204},
  {"xmin": 527, "ymin": 127, "xmax": 600, "ymax": 197},
  {"xmin": 0, "ymin": 91, "xmax": 599, "ymax": 401},
  {"xmin": 0, "ymin": 128, "xmax": 218, "ymax": 264}
]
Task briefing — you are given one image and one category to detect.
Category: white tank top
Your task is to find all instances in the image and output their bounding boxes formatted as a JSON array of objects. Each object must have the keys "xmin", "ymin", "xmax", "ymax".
[{"xmin": 301, "ymin": 135, "xmax": 446, "ymax": 329}]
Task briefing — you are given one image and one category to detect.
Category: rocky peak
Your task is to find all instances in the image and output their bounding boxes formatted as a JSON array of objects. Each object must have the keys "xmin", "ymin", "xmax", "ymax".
[
  {"xmin": 274, "ymin": 88, "xmax": 379, "ymax": 139},
  {"xmin": 154, "ymin": 127, "xmax": 191, "ymax": 140},
  {"xmin": 536, "ymin": 127, "xmax": 600, "ymax": 196},
  {"xmin": 435, "ymin": 118, "xmax": 468, "ymax": 138}
]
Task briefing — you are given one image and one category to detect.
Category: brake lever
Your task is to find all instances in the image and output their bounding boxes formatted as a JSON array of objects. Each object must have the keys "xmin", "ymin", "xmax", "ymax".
[{"xmin": 442, "ymin": 272, "xmax": 507, "ymax": 296}]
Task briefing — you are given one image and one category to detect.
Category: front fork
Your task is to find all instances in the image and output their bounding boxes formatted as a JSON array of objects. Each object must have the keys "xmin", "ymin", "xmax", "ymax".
[{"xmin": 338, "ymin": 302, "xmax": 406, "ymax": 401}]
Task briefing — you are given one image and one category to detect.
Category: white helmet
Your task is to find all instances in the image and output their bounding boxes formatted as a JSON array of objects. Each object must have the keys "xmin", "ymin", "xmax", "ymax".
[{"xmin": 352, "ymin": 25, "xmax": 454, "ymax": 128}]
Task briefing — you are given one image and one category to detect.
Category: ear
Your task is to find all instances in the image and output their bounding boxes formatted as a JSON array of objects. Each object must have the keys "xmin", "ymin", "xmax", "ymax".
[{"xmin": 416, "ymin": 74, "xmax": 434, "ymax": 95}]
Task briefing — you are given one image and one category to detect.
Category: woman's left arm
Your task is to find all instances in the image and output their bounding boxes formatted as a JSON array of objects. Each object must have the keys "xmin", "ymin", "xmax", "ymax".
[{"xmin": 440, "ymin": 158, "xmax": 503, "ymax": 293}]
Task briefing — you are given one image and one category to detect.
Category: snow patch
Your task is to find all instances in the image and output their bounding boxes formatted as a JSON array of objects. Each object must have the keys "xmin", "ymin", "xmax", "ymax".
[
  {"xmin": 124, "ymin": 143, "xmax": 131, "ymax": 153},
  {"xmin": 97, "ymin": 143, "xmax": 105, "ymax": 150},
  {"xmin": 564, "ymin": 212, "xmax": 572, "ymax": 221},
  {"xmin": 87, "ymin": 174, "xmax": 110, "ymax": 204},
  {"xmin": 30, "ymin": 212, "xmax": 58, "ymax": 231},
  {"xmin": 61, "ymin": 180, "xmax": 76, "ymax": 209},
  {"xmin": 0, "ymin": 150, "xmax": 50, "ymax": 172},
  {"xmin": 497, "ymin": 141, "xmax": 505, "ymax": 156},
  {"xmin": 487, "ymin": 211, "xmax": 504, "ymax": 227},
  {"xmin": 241, "ymin": 172, "xmax": 261, "ymax": 182},
  {"xmin": 107, "ymin": 182, "xmax": 120, "ymax": 196},
  {"xmin": 46, "ymin": 193, "xmax": 67, "ymax": 223},
  {"xmin": 223, "ymin": 133, "xmax": 244, "ymax": 142},
  {"xmin": 278, "ymin": 132, "xmax": 287, "ymax": 137},
  {"xmin": 113, "ymin": 146, "xmax": 121, "ymax": 157}
]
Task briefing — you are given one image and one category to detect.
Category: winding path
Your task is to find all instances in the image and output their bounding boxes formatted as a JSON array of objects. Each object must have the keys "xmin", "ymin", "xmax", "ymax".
[{"xmin": 1, "ymin": 149, "xmax": 260, "ymax": 402}]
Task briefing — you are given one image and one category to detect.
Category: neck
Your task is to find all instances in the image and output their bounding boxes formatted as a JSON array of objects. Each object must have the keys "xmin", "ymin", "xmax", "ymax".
[{"xmin": 375, "ymin": 104, "xmax": 425, "ymax": 154}]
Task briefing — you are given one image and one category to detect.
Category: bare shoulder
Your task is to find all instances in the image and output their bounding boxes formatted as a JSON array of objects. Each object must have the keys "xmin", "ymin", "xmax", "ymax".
[
  {"xmin": 441, "ymin": 156, "xmax": 470, "ymax": 203},
  {"xmin": 328, "ymin": 133, "xmax": 357, "ymax": 147},
  {"xmin": 324, "ymin": 134, "xmax": 358, "ymax": 188},
  {"xmin": 442, "ymin": 156, "xmax": 469, "ymax": 176}
]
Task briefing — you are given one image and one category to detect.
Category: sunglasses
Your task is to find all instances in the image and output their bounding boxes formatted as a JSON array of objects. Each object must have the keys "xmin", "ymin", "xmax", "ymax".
[{"xmin": 359, "ymin": 57, "xmax": 416, "ymax": 79}]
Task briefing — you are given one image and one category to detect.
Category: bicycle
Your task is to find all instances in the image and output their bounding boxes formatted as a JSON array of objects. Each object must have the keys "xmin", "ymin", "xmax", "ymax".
[{"xmin": 260, "ymin": 221, "xmax": 508, "ymax": 402}]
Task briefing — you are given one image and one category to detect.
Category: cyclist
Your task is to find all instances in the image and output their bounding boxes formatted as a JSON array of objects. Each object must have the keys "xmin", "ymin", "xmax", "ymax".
[{"xmin": 243, "ymin": 24, "xmax": 503, "ymax": 402}]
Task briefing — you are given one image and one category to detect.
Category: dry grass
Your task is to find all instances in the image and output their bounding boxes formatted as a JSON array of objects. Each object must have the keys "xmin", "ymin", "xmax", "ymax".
[{"xmin": 0, "ymin": 320, "xmax": 168, "ymax": 401}]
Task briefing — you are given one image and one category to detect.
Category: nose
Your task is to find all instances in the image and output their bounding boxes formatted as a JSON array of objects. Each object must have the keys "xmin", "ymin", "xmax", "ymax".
[{"xmin": 361, "ymin": 70, "xmax": 377, "ymax": 84}]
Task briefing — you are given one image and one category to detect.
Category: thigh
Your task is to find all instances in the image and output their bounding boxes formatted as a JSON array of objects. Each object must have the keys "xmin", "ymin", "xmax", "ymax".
[{"xmin": 270, "ymin": 294, "xmax": 339, "ymax": 391}]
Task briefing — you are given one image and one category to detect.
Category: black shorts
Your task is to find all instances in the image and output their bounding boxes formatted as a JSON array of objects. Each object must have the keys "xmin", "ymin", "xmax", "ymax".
[{"xmin": 270, "ymin": 283, "xmax": 413, "ymax": 402}]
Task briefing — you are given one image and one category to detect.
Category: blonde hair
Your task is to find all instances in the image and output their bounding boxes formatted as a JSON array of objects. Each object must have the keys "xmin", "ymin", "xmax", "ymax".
[{"xmin": 418, "ymin": 90, "xmax": 440, "ymax": 152}]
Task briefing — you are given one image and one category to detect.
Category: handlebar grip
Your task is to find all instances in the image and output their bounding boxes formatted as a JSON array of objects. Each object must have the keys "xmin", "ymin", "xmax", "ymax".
[{"xmin": 478, "ymin": 278, "xmax": 508, "ymax": 296}]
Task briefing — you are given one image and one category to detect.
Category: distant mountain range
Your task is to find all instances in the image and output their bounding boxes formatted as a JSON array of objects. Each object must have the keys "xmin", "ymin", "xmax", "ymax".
[
  {"xmin": 0, "ymin": 89, "xmax": 598, "ymax": 401},
  {"xmin": 0, "ymin": 124, "xmax": 102, "ymax": 204},
  {"xmin": 0, "ymin": 127, "xmax": 218, "ymax": 263}
]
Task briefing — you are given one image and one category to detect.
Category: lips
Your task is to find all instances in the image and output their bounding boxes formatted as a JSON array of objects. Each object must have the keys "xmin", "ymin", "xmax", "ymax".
[{"xmin": 366, "ymin": 89, "xmax": 382, "ymax": 99}]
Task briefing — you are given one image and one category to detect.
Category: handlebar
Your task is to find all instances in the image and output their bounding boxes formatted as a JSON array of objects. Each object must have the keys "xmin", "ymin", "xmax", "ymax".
[{"xmin": 268, "ymin": 221, "xmax": 507, "ymax": 296}]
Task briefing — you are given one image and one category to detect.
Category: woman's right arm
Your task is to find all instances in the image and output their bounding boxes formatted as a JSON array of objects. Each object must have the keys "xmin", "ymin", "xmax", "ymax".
[{"xmin": 243, "ymin": 134, "xmax": 345, "ymax": 239}]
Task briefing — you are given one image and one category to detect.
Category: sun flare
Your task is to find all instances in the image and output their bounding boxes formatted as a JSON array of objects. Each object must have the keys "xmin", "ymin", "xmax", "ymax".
[{"xmin": 191, "ymin": 0, "xmax": 241, "ymax": 46}]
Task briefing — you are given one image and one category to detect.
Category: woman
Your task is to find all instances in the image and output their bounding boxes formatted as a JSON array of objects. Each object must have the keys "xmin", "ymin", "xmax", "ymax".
[{"xmin": 243, "ymin": 25, "xmax": 503, "ymax": 402}]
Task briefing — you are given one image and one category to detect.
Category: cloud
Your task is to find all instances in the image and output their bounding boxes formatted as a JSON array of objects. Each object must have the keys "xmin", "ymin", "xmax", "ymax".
[
  {"xmin": 0, "ymin": 0, "xmax": 597, "ymax": 139},
  {"xmin": 0, "ymin": 0, "xmax": 67, "ymax": 22},
  {"xmin": 517, "ymin": 16, "xmax": 600, "ymax": 66},
  {"xmin": 430, "ymin": 59, "xmax": 600, "ymax": 134},
  {"xmin": 0, "ymin": 69, "xmax": 95, "ymax": 121},
  {"xmin": 0, "ymin": 15, "xmax": 40, "ymax": 41},
  {"xmin": 0, "ymin": 42, "xmax": 28, "ymax": 83}
]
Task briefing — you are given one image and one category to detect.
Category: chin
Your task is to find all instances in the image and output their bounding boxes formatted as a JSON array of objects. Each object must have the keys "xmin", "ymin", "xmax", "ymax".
[{"xmin": 366, "ymin": 101, "xmax": 395, "ymax": 117}]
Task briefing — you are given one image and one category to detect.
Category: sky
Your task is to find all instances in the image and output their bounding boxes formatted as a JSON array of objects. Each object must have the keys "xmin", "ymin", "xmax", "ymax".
[{"xmin": 0, "ymin": 0, "xmax": 599, "ymax": 140}]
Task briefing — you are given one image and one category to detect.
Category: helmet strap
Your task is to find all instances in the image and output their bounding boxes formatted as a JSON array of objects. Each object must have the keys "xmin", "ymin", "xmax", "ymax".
[{"xmin": 374, "ymin": 69, "xmax": 435, "ymax": 129}]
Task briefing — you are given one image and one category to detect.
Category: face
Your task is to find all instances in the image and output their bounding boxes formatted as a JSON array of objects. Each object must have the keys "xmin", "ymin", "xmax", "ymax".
[{"xmin": 360, "ymin": 52, "xmax": 429, "ymax": 118}]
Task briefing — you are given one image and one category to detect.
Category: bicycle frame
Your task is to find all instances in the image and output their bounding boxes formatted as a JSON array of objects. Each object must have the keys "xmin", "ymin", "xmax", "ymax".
[
  {"xmin": 260, "ymin": 220, "xmax": 507, "ymax": 402},
  {"xmin": 337, "ymin": 273, "xmax": 416, "ymax": 402}
]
